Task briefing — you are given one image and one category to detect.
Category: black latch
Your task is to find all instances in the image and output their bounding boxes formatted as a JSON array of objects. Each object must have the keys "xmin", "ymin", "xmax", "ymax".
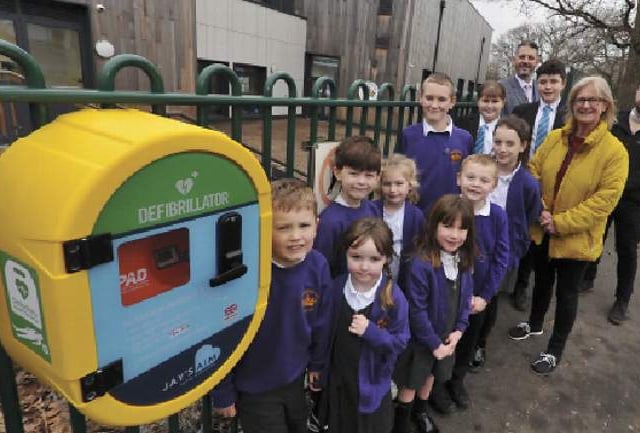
[
  {"xmin": 63, "ymin": 233, "xmax": 114, "ymax": 273},
  {"xmin": 80, "ymin": 359, "xmax": 123, "ymax": 402}
]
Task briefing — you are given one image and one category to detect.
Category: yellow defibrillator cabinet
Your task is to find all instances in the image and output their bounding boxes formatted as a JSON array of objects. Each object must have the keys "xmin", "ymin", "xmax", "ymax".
[{"xmin": 0, "ymin": 109, "xmax": 271, "ymax": 426}]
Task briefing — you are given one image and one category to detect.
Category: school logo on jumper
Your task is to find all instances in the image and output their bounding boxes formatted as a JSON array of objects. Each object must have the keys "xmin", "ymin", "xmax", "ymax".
[
  {"xmin": 450, "ymin": 149, "xmax": 463, "ymax": 162},
  {"xmin": 301, "ymin": 289, "xmax": 319, "ymax": 311},
  {"xmin": 195, "ymin": 344, "xmax": 221, "ymax": 375},
  {"xmin": 376, "ymin": 317, "xmax": 389, "ymax": 329}
]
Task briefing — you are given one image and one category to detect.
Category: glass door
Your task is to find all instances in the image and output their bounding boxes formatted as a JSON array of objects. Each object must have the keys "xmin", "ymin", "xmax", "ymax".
[{"xmin": 0, "ymin": 0, "xmax": 92, "ymax": 144}]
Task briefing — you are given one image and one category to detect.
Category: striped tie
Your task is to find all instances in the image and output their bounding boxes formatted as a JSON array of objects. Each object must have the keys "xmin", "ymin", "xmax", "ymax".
[
  {"xmin": 474, "ymin": 124, "xmax": 487, "ymax": 154},
  {"xmin": 534, "ymin": 105, "xmax": 552, "ymax": 152}
]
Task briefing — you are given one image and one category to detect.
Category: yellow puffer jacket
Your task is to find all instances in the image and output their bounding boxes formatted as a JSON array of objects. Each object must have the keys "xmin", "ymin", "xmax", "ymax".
[{"xmin": 529, "ymin": 120, "xmax": 629, "ymax": 261}]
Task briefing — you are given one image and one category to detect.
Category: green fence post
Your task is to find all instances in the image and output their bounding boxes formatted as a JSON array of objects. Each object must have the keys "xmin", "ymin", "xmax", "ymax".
[
  {"xmin": 200, "ymin": 394, "xmax": 213, "ymax": 433},
  {"xmin": 404, "ymin": 85, "xmax": 417, "ymax": 125},
  {"xmin": 346, "ymin": 80, "xmax": 369, "ymax": 137},
  {"xmin": 196, "ymin": 64, "xmax": 243, "ymax": 141},
  {"xmin": 263, "ymin": 72, "xmax": 297, "ymax": 178},
  {"xmin": 378, "ymin": 83, "xmax": 395, "ymax": 156},
  {"xmin": 168, "ymin": 413, "xmax": 180, "ymax": 433},
  {"xmin": 0, "ymin": 344, "xmax": 25, "ymax": 433},
  {"xmin": 98, "ymin": 54, "xmax": 166, "ymax": 115},
  {"xmin": 395, "ymin": 84, "xmax": 416, "ymax": 151},
  {"xmin": 68, "ymin": 404, "xmax": 87, "ymax": 433},
  {"xmin": 309, "ymin": 77, "xmax": 337, "ymax": 186},
  {"xmin": 0, "ymin": 39, "xmax": 47, "ymax": 129}
]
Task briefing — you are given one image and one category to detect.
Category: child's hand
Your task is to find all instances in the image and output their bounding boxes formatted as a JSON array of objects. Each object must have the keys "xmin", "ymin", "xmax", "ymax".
[
  {"xmin": 308, "ymin": 371, "xmax": 322, "ymax": 392},
  {"xmin": 433, "ymin": 343, "xmax": 452, "ymax": 360},
  {"xmin": 349, "ymin": 314, "xmax": 369, "ymax": 336},
  {"xmin": 471, "ymin": 296, "xmax": 488, "ymax": 313},
  {"xmin": 214, "ymin": 404, "xmax": 237, "ymax": 418},
  {"xmin": 544, "ymin": 218, "xmax": 557, "ymax": 234},
  {"xmin": 539, "ymin": 210, "xmax": 553, "ymax": 226},
  {"xmin": 445, "ymin": 330, "xmax": 463, "ymax": 348}
]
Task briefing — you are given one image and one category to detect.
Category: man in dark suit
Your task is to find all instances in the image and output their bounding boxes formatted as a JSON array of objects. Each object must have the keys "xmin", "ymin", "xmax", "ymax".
[
  {"xmin": 510, "ymin": 58, "xmax": 567, "ymax": 311},
  {"xmin": 500, "ymin": 41, "xmax": 540, "ymax": 114}
]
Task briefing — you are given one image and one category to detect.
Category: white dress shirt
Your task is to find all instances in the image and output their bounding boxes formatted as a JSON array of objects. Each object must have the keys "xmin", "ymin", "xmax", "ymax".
[
  {"xmin": 478, "ymin": 117, "xmax": 499, "ymax": 154},
  {"xmin": 344, "ymin": 273, "xmax": 382, "ymax": 311},
  {"xmin": 490, "ymin": 163, "xmax": 520, "ymax": 210},
  {"xmin": 515, "ymin": 75, "xmax": 534, "ymax": 102},
  {"xmin": 531, "ymin": 99, "xmax": 562, "ymax": 157},
  {"xmin": 423, "ymin": 116, "xmax": 453, "ymax": 136},
  {"xmin": 383, "ymin": 203, "xmax": 405, "ymax": 281}
]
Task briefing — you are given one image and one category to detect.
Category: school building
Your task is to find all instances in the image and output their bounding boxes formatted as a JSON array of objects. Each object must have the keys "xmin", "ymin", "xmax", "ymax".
[{"xmin": 0, "ymin": 0, "xmax": 491, "ymax": 141}]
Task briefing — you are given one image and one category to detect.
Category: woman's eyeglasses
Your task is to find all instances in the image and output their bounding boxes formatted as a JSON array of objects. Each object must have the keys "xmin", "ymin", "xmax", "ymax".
[{"xmin": 573, "ymin": 97, "xmax": 604, "ymax": 106}]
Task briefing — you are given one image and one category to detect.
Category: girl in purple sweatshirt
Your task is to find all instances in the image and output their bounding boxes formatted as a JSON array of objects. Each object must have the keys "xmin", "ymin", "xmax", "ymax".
[
  {"xmin": 326, "ymin": 217, "xmax": 409, "ymax": 433},
  {"xmin": 393, "ymin": 195, "xmax": 475, "ymax": 433}
]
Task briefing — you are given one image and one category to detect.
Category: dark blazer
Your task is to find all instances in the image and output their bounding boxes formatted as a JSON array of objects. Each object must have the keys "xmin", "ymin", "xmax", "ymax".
[
  {"xmin": 500, "ymin": 75, "xmax": 539, "ymax": 115},
  {"xmin": 612, "ymin": 111, "xmax": 640, "ymax": 204},
  {"xmin": 512, "ymin": 101, "xmax": 566, "ymax": 135},
  {"xmin": 457, "ymin": 112, "xmax": 481, "ymax": 141}
]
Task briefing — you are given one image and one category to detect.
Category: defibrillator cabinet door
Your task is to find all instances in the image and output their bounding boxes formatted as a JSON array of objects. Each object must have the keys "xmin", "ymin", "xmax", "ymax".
[{"xmin": 85, "ymin": 152, "xmax": 261, "ymax": 405}]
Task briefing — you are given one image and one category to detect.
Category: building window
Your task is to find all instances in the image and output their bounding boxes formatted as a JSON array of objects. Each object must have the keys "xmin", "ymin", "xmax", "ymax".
[
  {"xmin": 233, "ymin": 63, "xmax": 267, "ymax": 117},
  {"xmin": 246, "ymin": 0, "xmax": 295, "ymax": 15},
  {"xmin": 197, "ymin": 60, "xmax": 231, "ymax": 121},
  {"xmin": 379, "ymin": 0, "xmax": 393, "ymax": 15}
]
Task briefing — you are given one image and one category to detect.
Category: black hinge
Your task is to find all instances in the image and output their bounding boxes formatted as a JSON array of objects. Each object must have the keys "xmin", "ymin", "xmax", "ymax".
[
  {"xmin": 63, "ymin": 233, "xmax": 114, "ymax": 273},
  {"xmin": 80, "ymin": 359, "xmax": 123, "ymax": 402}
]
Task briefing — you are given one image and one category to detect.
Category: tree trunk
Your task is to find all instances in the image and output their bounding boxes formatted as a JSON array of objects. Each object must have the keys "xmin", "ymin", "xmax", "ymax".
[{"xmin": 617, "ymin": 7, "xmax": 640, "ymax": 110}]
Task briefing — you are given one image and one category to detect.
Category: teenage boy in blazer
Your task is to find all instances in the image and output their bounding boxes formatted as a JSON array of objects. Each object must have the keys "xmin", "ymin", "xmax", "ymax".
[
  {"xmin": 500, "ymin": 41, "xmax": 540, "ymax": 114},
  {"xmin": 510, "ymin": 58, "xmax": 567, "ymax": 311}
]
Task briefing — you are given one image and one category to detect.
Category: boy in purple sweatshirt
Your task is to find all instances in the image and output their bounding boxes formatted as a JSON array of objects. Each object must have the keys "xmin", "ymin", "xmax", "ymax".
[
  {"xmin": 314, "ymin": 136, "xmax": 381, "ymax": 277},
  {"xmin": 211, "ymin": 179, "xmax": 333, "ymax": 433},
  {"xmin": 431, "ymin": 155, "xmax": 509, "ymax": 413},
  {"xmin": 397, "ymin": 72, "xmax": 474, "ymax": 215}
]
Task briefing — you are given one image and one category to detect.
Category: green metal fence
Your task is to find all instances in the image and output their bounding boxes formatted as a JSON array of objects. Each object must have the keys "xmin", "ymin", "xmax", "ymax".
[{"xmin": 0, "ymin": 38, "xmax": 476, "ymax": 432}]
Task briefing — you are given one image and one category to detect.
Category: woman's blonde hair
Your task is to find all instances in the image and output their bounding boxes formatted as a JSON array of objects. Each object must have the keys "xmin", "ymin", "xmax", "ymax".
[
  {"xmin": 380, "ymin": 154, "xmax": 420, "ymax": 204},
  {"xmin": 565, "ymin": 76, "xmax": 617, "ymax": 130}
]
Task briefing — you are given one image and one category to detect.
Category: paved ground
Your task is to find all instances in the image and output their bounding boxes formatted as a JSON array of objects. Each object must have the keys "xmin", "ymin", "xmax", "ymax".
[{"xmin": 211, "ymin": 118, "xmax": 640, "ymax": 433}]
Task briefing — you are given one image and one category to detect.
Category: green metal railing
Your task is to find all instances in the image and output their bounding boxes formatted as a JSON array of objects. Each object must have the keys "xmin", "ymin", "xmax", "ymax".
[{"xmin": 0, "ymin": 38, "xmax": 476, "ymax": 432}]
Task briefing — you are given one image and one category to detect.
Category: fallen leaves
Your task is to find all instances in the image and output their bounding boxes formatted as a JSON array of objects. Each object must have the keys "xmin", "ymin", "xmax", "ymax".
[{"xmin": 1, "ymin": 368, "xmax": 206, "ymax": 433}]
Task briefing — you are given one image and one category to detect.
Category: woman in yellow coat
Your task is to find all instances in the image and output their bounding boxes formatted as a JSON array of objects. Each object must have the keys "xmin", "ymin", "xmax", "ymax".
[{"xmin": 507, "ymin": 76, "xmax": 629, "ymax": 374}]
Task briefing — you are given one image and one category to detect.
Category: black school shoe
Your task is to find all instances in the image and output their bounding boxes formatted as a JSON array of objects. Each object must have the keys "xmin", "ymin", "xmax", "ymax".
[
  {"xmin": 608, "ymin": 299, "xmax": 629, "ymax": 325},
  {"xmin": 508, "ymin": 322, "xmax": 543, "ymax": 340},
  {"xmin": 447, "ymin": 379, "xmax": 470, "ymax": 410},
  {"xmin": 579, "ymin": 278, "xmax": 595, "ymax": 293},
  {"xmin": 530, "ymin": 352, "xmax": 557, "ymax": 375},
  {"xmin": 470, "ymin": 346, "xmax": 486, "ymax": 369},
  {"xmin": 410, "ymin": 410, "xmax": 439, "ymax": 433},
  {"xmin": 428, "ymin": 383, "xmax": 455, "ymax": 414}
]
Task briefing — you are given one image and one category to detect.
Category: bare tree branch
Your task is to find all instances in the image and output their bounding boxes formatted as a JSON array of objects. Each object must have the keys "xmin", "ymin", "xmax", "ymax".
[{"xmin": 520, "ymin": 0, "xmax": 635, "ymax": 48}]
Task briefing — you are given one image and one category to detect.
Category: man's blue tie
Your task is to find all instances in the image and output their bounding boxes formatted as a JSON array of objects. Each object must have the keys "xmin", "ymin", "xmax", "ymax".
[
  {"xmin": 474, "ymin": 124, "xmax": 487, "ymax": 154},
  {"xmin": 534, "ymin": 105, "xmax": 552, "ymax": 152}
]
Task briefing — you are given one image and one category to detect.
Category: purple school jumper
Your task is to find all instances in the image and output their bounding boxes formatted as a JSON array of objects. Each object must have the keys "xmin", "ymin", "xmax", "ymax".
[
  {"xmin": 314, "ymin": 200, "xmax": 378, "ymax": 277},
  {"xmin": 211, "ymin": 250, "xmax": 333, "ymax": 407},
  {"xmin": 400, "ymin": 257, "xmax": 473, "ymax": 351},
  {"xmin": 397, "ymin": 123, "xmax": 473, "ymax": 215},
  {"xmin": 504, "ymin": 168, "xmax": 542, "ymax": 269},
  {"xmin": 331, "ymin": 274, "xmax": 410, "ymax": 413},
  {"xmin": 473, "ymin": 203, "xmax": 510, "ymax": 301}
]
